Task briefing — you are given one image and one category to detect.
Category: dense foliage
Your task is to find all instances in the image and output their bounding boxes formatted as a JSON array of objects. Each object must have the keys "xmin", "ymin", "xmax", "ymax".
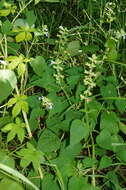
[{"xmin": 0, "ymin": 0, "xmax": 126, "ymax": 189}]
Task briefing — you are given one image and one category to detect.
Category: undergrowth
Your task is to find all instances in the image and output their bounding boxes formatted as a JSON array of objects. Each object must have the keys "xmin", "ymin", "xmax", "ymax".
[{"xmin": 0, "ymin": 0, "xmax": 126, "ymax": 189}]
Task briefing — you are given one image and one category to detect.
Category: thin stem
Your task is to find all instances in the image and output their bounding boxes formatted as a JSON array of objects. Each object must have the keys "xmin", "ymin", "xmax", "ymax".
[
  {"xmin": 15, "ymin": 86, "xmax": 32, "ymax": 138},
  {"xmin": 38, "ymin": 166, "xmax": 43, "ymax": 179},
  {"xmin": 22, "ymin": 111, "xmax": 32, "ymax": 138},
  {"xmin": 12, "ymin": 0, "xmax": 33, "ymax": 24}
]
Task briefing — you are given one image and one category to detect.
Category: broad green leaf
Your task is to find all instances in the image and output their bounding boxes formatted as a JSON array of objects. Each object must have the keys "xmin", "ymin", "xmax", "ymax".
[
  {"xmin": 0, "ymin": 151, "xmax": 14, "ymax": 168},
  {"xmin": 106, "ymin": 171, "xmax": 121, "ymax": 190},
  {"xmin": 115, "ymin": 99, "xmax": 126, "ymax": 113},
  {"xmin": 42, "ymin": 174, "xmax": 60, "ymax": 190},
  {"xmin": 68, "ymin": 177, "xmax": 100, "ymax": 190},
  {"xmin": 107, "ymin": 48, "xmax": 118, "ymax": 61},
  {"xmin": 116, "ymin": 149, "xmax": 126, "ymax": 163},
  {"xmin": 70, "ymin": 119, "xmax": 89, "ymax": 145},
  {"xmin": 82, "ymin": 157, "xmax": 98, "ymax": 168},
  {"xmin": 100, "ymin": 112, "xmax": 119, "ymax": 134},
  {"xmin": 52, "ymin": 143, "xmax": 82, "ymax": 177},
  {"xmin": 1, "ymin": 20, "xmax": 12, "ymax": 34},
  {"xmin": 68, "ymin": 176, "xmax": 87, "ymax": 190},
  {"xmin": 100, "ymin": 83, "xmax": 117, "ymax": 98},
  {"xmin": 29, "ymin": 107, "xmax": 44, "ymax": 130},
  {"xmin": 26, "ymin": 10, "xmax": 37, "ymax": 26},
  {"xmin": 16, "ymin": 32, "xmax": 25, "ymax": 42},
  {"xmin": 105, "ymin": 38, "xmax": 116, "ymax": 49},
  {"xmin": 0, "ymin": 163, "xmax": 39, "ymax": 190},
  {"xmin": 30, "ymin": 56, "xmax": 46, "ymax": 77},
  {"xmin": 0, "ymin": 70, "xmax": 17, "ymax": 104},
  {"xmin": 96, "ymin": 129, "xmax": 112, "ymax": 150},
  {"xmin": 37, "ymin": 129, "xmax": 60, "ymax": 152},
  {"xmin": 99, "ymin": 155, "xmax": 112, "ymax": 169},
  {"xmin": 66, "ymin": 40, "xmax": 80, "ymax": 56},
  {"xmin": 0, "ymin": 178, "xmax": 24, "ymax": 190},
  {"xmin": 7, "ymin": 42, "xmax": 20, "ymax": 55}
]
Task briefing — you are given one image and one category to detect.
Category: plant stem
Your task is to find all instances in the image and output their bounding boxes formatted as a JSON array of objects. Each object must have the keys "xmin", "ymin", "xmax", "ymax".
[
  {"xmin": 22, "ymin": 110, "xmax": 32, "ymax": 138},
  {"xmin": 15, "ymin": 86, "xmax": 32, "ymax": 138}
]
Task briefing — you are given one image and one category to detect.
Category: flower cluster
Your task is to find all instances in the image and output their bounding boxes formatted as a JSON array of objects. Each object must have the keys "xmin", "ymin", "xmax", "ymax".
[
  {"xmin": 104, "ymin": 2, "xmax": 116, "ymax": 23},
  {"xmin": 81, "ymin": 54, "xmax": 101, "ymax": 99},
  {"xmin": 38, "ymin": 96, "xmax": 53, "ymax": 110},
  {"xmin": 51, "ymin": 59, "xmax": 64, "ymax": 84}
]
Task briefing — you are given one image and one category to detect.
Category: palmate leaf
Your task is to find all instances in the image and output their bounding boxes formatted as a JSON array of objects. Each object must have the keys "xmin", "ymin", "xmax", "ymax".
[
  {"xmin": 17, "ymin": 143, "xmax": 44, "ymax": 170},
  {"xmin": 0, "ymin": 70, "xmax": 17, "ymax": 104},
  {"xmin": 2, "ymin": 118, "xmax": 25, "ymax": 143}
]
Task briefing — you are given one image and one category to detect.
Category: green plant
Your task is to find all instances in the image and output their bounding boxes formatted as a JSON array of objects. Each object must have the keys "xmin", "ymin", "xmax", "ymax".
[{"xmin": 0, "ymin": 0, "xmax": 126, "ymax": 190}]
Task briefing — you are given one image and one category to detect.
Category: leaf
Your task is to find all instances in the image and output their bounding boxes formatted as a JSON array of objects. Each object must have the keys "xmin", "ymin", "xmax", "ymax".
[
  {"xmin": 30, "ymin": 56, "xmax": 46, "ymax": 77},
  {"xmin": 16, "ymin": 32, "xmax": 25, "ymax": 42},
  {"xmin": 42, "ymin": 174, "xmax": 60, "ymax": 190},
  {"xmin": 7, "ymin": 97, "xmax": 17, "ymax": 107},
  {"xmin": 106, "ymin": 171, "xmax": 121, "ymax": 190},
  {"xmin": 70, "ymin": 119, "xmax": 89, "ymax": 145},
  {"xmin": 115, "ymin": 99, "xmax": 126, "ymax": 113},
  {"xmin": 66, "ymin": 40, "xmax": 80, "ymax": 56},
  {"xmin": 0, "ymin": 70, "xmax": 17, "ymax": 104},
  {"xmin": 100, "ymin": 112, "xmax": 119, "ymax": 134},
  {"xmin": 100, "ymin": 83, "xmax": 117, "ymax": 98},
  {"xmin": 20, "ymin": 100, "xmax": 29, "ymax": 113},
  {"xmin": 37, "ymin": 129, "xmax": 61, "ymax": 152},
  {"xmin": 0, "ymin": 151, "xmax": 14, "ymax": 168},
  {"xmin": 0, "ymin": 163, "xmax": 39, "ymax": 190},
  {"xmin": 0, "ymin": 9, "xmax": 10, "ymax": 16},
  {"xmin": 99, "ymin": 155, "xmax": 112, "ymax": 169},
  {"xmin": 0, "ymin": 116, "xmax": 13, "ymax": 129},
  {"xmin": 17, "ymin": 63, "xmax": 26, "ymax": 77},
  {"xmin": 68, "ymin": 176, "xmax": 87, "ymax": 190},
  {"xmin": 35, "ymin": 0, "xmax": 41, "ymax": 4},
  {"xmin": 96, "ymin": 129, "xmax": 112, "ymax": 150},
  {"xmin": 25, "ymin": 32, "xmax": 32, "ymax": 41},
  {"xmin": 17, "ymin": 143, "xmax": 44, "ymax": 170},
  {"xmin": 26, "ymin": 10, "xmax": 36, "ymax": 26},
  {"xmin": 12, "ymin": 102, "xmax": 22, "ymax": 117},
  {"xmin": 0, "ymin": 178, "xmax": 24, "ymax": 190},
  {"xmin": 1, "ymin": 20, "xmax": 12, "ymax": 34},
  {"xmin": 2, "ymin": 118, "xmax": 25, "ymax": 143},
  {"xmin": 29, "ymin": 107, "xmax": 44, "ymax": 130},
  {"xmin": 82, "ymin": 157, "xmax": 98, "ymax": 168},
  {"xmin": 107, "ymin": 48, "xmax": 118, "ymax": 61},
  {"xmin": 52, "ymin": 143, "xmax": 82, "ymax": 177},
  {"xmin": 68, "ymin": 176, "xmax": 100, "ymax": 190}
]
